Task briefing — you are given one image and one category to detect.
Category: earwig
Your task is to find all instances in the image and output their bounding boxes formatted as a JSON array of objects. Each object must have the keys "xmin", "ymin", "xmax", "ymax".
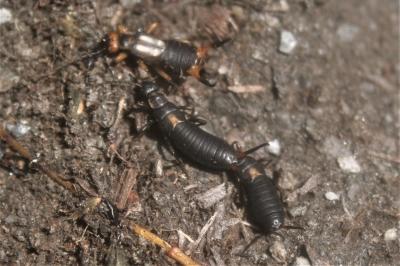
[
  {"xmin": 138, "ymin": 81, "xmax": 237, "ymax": 171},
  {"xmin": 235, "ymin": 156, "xmax": 285, "ymax": 233},
  {"xmin": 128, "ymin": 33, "xmax": 216, "ymax": 86},
  {"xmin": 88, "ymin": 25, "xmax": 217, "ymax": 86},
  {"xmin": 137, "ymin": 82, "xmax": 285, "ymax": 233}
]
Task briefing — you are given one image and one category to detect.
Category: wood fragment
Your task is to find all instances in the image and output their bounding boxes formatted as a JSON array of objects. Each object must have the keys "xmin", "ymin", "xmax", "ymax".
[
  {"xmin": 129, "ymin": 222, "xmax": 200, "ymax": 266},
  {"xmin": 114, "ymin": 167, "xmax": 139, "ymax": 210},
  {"xmin": 227, "ymin": 84, "xmax": 265, "ymax": 94}
]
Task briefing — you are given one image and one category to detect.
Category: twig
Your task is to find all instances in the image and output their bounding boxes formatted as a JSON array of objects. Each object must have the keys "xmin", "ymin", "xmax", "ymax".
[
  {"xmin": 188, "ymin": 210, "xmax": 218, "ymax": 254},
  {"xmin": 0, "ymin": 126, "xmax": 75, "ymax": 191},
  {"xmin": 129, "ymin": 222, "xmax": 200, "ymax": 266}
]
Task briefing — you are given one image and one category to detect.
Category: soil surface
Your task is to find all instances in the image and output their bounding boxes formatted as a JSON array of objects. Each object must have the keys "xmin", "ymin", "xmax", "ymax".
[{"xmin": 0, "ymin": 0, "xmax": 399, "ymax": 265}]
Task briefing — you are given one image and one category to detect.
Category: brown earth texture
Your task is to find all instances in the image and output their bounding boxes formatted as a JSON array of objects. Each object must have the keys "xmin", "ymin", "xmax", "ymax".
[{"xmin": 0, "ymin": 0, "xmax": 399, "ymax": 265}]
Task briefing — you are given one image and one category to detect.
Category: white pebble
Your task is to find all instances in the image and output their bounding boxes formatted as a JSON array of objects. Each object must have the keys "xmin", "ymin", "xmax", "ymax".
[
  {"xmin": 267, "ymin": 139, "xmax": 281, "ymax": 155},
  {"xmin": 0, "ymin": 8, "xmax": 12, "ymax": 24},
  {"xmin": 269, "ymin": 240, "xmax": 287, "ymax": 263},
  {"xmin": 293, "ymin": 256, "xmax": 311, "ymax": 266},
  {"xmin": 279, "ymin": 30, "xmax": 297, "ymax": 54},
  {"xmin": 289, "ymin": 205, "xmax": 307, "ymax": 217},
  {"xmin": 337, "ymin": 156, "xmax": 361, "ymax": 173},
  {"xmin": 384, "ymin": 228, "xmax": 398, "ymax": 242},
  {"xmin": 325, "ymin": 191, "xmax": 340, "ymax": 201},
  {"xmin": 337, "ymin": 23, "xmax": 359, "ymax": 42},
  {"xmin": 6, "ymin": 122, "xmax": 31, "ymax": 138}
]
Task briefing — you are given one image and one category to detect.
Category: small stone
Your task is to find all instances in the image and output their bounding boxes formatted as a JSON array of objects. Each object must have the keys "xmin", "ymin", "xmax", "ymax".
[
  {"xmin": 6, "ymin": 122, "xmax": 31, "ymax": 138},
  {"xmin": 384, "ymin": 228, "xmax": 398, "ymax": 242},
  {"xmin": 279, "ymin": 30, "xmax": 297, "ymax": 54},
  {"xmin": 322, "ymin": 136, "xmax": 351, "ymax": 158},
  {"xmin": 337, "ymin": 156, "xmax": 361, "ymax": 173},
  {"xmin": 0, "ymin": 65, "xmax": 20, "ymax": 92},
  {"xmin": 196, "ymin": 183, "xmax": 227, "ymax": 209},
  {"xmin": 324, "ymin": 191, "xmax": 340, "ymax": 201},
  {"xmin": 120, "ymin": 0, "xmax": 141, "ymax": 8},
  {"xmin": 293, "ymin": 256, "xmax": 312, "ymax": 266},
  {"xmin": 269, "ymin": 240, "xmax": 287, "ymax": 263},
  {"xmin": 289, "ymin": 205, "xmax": 307, "ymax": 217},
  {"xmin": 265, "ymin": 0, "xmax": 290, "ymax": 12},
  {"xmin": 263, "ymin": 13, "xmax": 280, "ymax": 28},
  {"xmin": 4, "ymin": 214, "xmax": 17, "ymax": 224},
  {"xmin": 0, "ymin": 8, "xmax": 12, "ymax": 24},
  {"xmin": 337, "ymin": 23, "xmax": 359, "ymax": 43},
  {"xmin": 154, "ymin": 159, "xmax": 163, "ymax": 178},
  {"xmin": 267, "ymin": 139, "xmax": 281, "ymax": 155}
]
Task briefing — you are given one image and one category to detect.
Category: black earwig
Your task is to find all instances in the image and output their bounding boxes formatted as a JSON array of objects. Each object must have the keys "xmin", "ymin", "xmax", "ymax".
[
  {"xmin": 139, "ymin": 81, "xmax": 237, "ymax": 171},
  {"xmin": 235, "ymin": 156, "xmax": 285, "ymax": 232},
  {"xmin": 137, "ymin": 82, "xmax": 285, "ymax": 233},
  {"xmin": 128, "ymin": 34, "xmax": 216, "ymax": 86},
  {"xmin": 88, "ymin": 26, "xmax": 217, "ymax": 86}
]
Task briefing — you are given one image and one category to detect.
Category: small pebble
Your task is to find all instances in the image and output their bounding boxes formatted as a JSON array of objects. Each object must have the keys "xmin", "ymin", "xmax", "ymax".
[
  {"xmin": 325, "ymin": 191, "xmax": 340, "ymax": 201},
  {"xmin": 384, "ymin": 228, "xmax": 398, "ymax": 242},
  {"xmin": 0, "ymin": 65, "xmax": 20, "ymax": 92},
  {"xmin": 279, "ymin": 30, "xmax": 297, "ymax": 54},
  {"xmin": 267, "ymin": 139, "xmax": 281, "ymax": 155},
  {"xmin": 120, "ymin": 0, "xmax": 141, "ymax": 8},
  {"xmin": 337, "ymin": 23, "xmax": 359, "ymax": 42},
  {"xmin": 265, "ymin": 0, "xmax": 290, "ymax": 12},
  {"xmin": 322, "ymin": 136, "xmax": 351, "ymax": 158},
  {"xmin": 4, "ymin": 214, "xmax": 17, "ymax": 225},
  {"xmin": 6, "ymin": 122, "xmax": 31, "ymax": 138},
  {"xmin": 337, "ymin": 156, "xmax": 361, "ymax": 173},
  {"xmin": 263, "ymin": 13, "xmax": 280, "ymax": 28},
  {"xmin": 289, "ymin": 205, "xmax": 307, "ymax": 217},
  {"xmin": 0, "ymin": 8, "xmax": 12, "ymax": 24},
  {"xmin": 196, "ymin": 183, "xmax": 227, "ymax": 209},
  {"xmin": 269, "ymin": 240, "xmax": 287, "ymax": 263},
  {"xmin": 154, "ymin": 159, "xmax": 163, "ymax": 178},
  {"xmin": 293, "ymin": 256, "xmax": 312, "ymax": 266}
]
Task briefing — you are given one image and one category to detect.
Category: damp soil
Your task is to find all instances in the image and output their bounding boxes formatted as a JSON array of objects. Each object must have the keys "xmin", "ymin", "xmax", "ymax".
[{"xmin": 0, "ymin": 0, "xmax": 399, "ymax": 265}]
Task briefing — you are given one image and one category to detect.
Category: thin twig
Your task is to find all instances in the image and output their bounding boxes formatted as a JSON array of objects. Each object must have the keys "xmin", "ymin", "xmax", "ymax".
[
  {"xmin": 0, "ymin": 126, "xmax": 75, "ymax": 191},
  {"xmin": 129, "ymin": 223, "xmax": 200, "ymax": 266}
]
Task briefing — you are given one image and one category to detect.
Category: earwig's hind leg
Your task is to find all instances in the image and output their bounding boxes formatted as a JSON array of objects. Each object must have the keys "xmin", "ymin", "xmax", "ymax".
[
  {"xmin": 177, "ymin": 105, "xmax": 208, "ymax": 126},
  {"xmin": 211, "ymin": 37, "xmax": 232, "ymax": 48},
  {"xmin": 158, "ymin": 139, "xmax": 189, "ymax": 177},
  {"xmin": 134, "ymin": 119, "xmax": 155, "ymax": 139}
]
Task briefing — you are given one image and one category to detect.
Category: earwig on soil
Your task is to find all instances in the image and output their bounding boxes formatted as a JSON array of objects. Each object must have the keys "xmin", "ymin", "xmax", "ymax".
[
  {"xmin": 136, "ymin": 81, "xmax": 285, "ymax": 233},
  {"xmin": 88, "ymin": 25, "xmax": 217, "ymax": 86}
]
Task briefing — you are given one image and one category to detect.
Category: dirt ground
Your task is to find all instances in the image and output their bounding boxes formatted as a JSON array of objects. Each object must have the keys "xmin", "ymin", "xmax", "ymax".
[{"xmin": 0, "ymin": 0, "xmax": 399, "ymax": 265}]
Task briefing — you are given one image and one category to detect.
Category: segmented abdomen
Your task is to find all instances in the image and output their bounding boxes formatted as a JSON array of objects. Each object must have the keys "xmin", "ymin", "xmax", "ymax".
[
  {"xmin": 170, "ymin": 120, "xmax": 237, "ymax": 171},
  {"xmin": 161, "ymin": 40, "xmax": 198, "ymax": 74},
  {"xmin": 237, "ymin": 156, "xmax": 284, "ymax": 232}
]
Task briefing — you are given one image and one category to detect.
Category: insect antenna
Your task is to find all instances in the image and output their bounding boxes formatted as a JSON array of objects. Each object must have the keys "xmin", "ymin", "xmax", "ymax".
[{"xmin": 238, "ymin": 142, "xmax": 270, "ymax": 158}]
